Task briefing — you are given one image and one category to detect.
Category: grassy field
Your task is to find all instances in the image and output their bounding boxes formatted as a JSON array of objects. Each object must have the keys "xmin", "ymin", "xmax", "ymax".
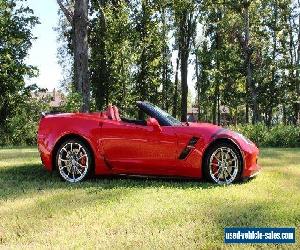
[{"xmin": 0, "ymin": 147, "xmax": 299, "ymax": 249}]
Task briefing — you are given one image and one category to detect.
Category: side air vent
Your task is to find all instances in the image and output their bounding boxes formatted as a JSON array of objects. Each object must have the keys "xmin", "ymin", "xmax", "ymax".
[
  {"xmin": 179, "ymin": 137, "xmax": 199, "ymax": 160},
  {"xmin": 189, "ymin": 137, "xmax": 199, "ymax": 146}
]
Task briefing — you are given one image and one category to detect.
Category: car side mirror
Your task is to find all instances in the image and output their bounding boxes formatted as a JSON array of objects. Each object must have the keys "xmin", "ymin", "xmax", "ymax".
[{"xmin": 147, "ymin": 118, "xmax": 162, "ymax": 132}]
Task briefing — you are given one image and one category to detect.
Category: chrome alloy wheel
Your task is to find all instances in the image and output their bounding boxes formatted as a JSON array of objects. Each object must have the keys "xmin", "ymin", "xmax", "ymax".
[
  {"xmin": 57, "ymin": 142, "xmax": 89, "ymax": 183},
  {"xmin": 209, "ymin": 146, "xmax": 239, "ymax": 184}
]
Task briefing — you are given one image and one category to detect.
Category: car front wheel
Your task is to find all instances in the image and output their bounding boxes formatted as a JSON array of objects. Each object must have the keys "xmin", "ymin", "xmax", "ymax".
[
  {"xmin": 204, "ymin": 142, "xmax": 242, "ymax": 184},
  {"xmin": 55, "ymin": 139, "xmax": 92, "ymax": 183}
]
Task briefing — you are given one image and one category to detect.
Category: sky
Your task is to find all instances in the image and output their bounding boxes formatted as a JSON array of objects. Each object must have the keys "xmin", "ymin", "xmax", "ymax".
[
  {"xmin": 26, "ymin": 0, "xmax": 62, "ymax": 90},
  {"xmin": 25, "ymin": 0, "xmax": 196, "ymax": 98}
]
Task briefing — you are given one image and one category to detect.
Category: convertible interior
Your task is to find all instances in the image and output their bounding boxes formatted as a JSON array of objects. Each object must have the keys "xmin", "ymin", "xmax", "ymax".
[{"xmin": 100, "ymin": 104, "xmax": 148, "ymax": 126}]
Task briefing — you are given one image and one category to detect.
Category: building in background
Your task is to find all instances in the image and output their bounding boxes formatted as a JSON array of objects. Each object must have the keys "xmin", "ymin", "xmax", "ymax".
[
  {"xmin": 32, "ymin": 88, "xmax": 65, "ymax": 109},
  {"xmin": 187, "ymin": 107, "xmax": 198, "ymax": 122}
]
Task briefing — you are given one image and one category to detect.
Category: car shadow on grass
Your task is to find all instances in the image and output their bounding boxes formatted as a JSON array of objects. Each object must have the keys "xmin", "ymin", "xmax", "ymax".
[{"xmin": 0, "ymin": 163, "xmax": 250, "ymax": 201}]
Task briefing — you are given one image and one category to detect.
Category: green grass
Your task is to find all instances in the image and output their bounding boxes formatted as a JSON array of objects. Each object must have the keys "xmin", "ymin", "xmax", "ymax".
[{"xmin": 0, "ymin": 147, "xmax": 299, "ymax": 249}]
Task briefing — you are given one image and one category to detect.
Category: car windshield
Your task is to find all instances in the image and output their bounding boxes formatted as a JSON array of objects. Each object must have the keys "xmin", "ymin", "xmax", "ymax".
[{"xmin": 145, "ymin": 103, "xmax": 182, "ymax": 126}]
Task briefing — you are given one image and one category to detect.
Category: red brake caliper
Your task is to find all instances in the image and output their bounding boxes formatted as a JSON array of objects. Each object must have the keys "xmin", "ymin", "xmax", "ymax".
[
  {"xmin": 212, "ymin": 157, "xmax": 218, "ymax": 176},
  {"xmin": 80, "ymin": 156, "xmax": 87, "ymax": 168}
]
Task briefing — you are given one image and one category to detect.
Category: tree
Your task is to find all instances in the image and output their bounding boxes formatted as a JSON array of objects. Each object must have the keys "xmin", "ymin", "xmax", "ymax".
[
  {"xmin": 173, "ymin": 0, "xmax": 198, "ymax": 122},
  {"xmin": 90, "ymin": 0, "xmax": 135, "ymax": 113},
  {"xmin": 57, "ymin": 0, "xmax": 90, "ymax": 112},
  {"xmin": 132, "ymin": 0, "xmax": 165, "ymax": 118},
  {"xmin": 54, "ymin": 0, "xmax": 299, "ymax": 126},
  {"xmin": 0, "ymin": 0, "xmax": 38, "ymax": 133},
  {"xmin": 89, "ymin": 0, "xmax": 111, "ymax": 110},
  {"xmin": 172, "ymin": 50, "xmax": 180, "ymax": 118},
  {"xmin": 159, "ymin": 1, "xmax": 173, "ymax": 112},
  {"xmin": 229, "ymin": 0, "xmax": 259, "ymax": 124},
  {"xmin": 295, "ymin": 0, "xmax": 300, "ymax": 124}
]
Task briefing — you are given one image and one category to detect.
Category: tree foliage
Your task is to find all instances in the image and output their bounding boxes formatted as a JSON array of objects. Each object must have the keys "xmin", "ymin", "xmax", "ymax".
[
  {"xmin": 0, "ymin": 0, "xmax": 39, "ymax": 142},
  {"xmin": 75, "ymin": 0, "xmax": 299, "ymax": 124},
  {"xmin": 1, "ymin": 0, "xmax": 299, "ymax": 147},
  {"xmin": 195, "ymin": 0, "xmax": 300, "ymax": 125}
]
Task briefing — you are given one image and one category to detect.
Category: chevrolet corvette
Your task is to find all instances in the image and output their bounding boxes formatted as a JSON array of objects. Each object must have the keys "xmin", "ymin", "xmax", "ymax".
[{"xmin": 38, "ymin": 101, "xmax": 260, "ymax": 184}]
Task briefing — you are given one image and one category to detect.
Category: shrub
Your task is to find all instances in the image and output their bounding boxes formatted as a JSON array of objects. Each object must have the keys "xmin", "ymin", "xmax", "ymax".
[
  {"xmin": 0, "ymin": 95, "xmax": 49, "ymax": 147},
  {"xmin": 230, "ymin": 123, "xmax": 300, "ymax": 148},
  {"xmin": 266, "ymin": 125, "xmax": 300, "ymax": 147},
  {"xmin": 61, "ymin": 89, "xmax": 83, "ymax": 113}
]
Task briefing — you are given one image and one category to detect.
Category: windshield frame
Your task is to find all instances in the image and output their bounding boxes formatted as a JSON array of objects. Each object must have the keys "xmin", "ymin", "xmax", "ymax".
[{"xmin": 137, "ymin": 101, "xmax": 182, "ymax": 126}]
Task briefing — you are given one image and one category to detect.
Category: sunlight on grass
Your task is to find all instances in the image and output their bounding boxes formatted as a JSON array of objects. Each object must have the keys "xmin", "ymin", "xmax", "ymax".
[{"xmin": 0, "ymin": 147, "xmax": 299, "ymax": 248}]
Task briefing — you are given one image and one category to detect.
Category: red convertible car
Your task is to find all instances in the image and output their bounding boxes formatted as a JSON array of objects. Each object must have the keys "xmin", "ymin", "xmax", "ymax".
[{"xmin": 38, "ymin": 101, "xmax": 260, "ymax": 184}]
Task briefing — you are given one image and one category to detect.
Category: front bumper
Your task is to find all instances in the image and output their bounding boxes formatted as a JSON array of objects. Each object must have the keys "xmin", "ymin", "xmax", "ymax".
[
  {"xmin": 242, "ymin": 144, "xmax": 261, "ymax": 178},
  {"xmin": 242, "ymin": 167, "xmax": 261, "ymax": 181}
]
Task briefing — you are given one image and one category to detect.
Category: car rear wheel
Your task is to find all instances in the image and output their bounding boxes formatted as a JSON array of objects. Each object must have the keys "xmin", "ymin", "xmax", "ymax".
[
  {"xmin": 203, "ymin": 142, "xmax": 242, "ymax": 184},
  {"xmin": 55, "ymin": 139, "xmax": 92, "ymax": 183}
]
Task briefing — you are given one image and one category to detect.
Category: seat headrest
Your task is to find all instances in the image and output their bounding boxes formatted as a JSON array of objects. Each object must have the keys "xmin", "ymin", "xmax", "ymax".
[
  {"xmin": 113, "ymin": 106, "xmax": 121, "ymax": 121},
  {"xmin": 106, "ymin": 104, "xmax": 115, "ymax": 120}
]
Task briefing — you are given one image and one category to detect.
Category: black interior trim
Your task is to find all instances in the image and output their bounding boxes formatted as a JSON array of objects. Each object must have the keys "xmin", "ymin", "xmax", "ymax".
[{"xmin": 121, "ymin": 117, "xmax": 147, "ymax": 126}]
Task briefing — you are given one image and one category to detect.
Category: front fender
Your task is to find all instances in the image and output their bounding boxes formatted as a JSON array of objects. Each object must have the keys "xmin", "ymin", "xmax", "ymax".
[{"xmin": 211, "ymin": 129, "xmax": 260, "ymax": 178}]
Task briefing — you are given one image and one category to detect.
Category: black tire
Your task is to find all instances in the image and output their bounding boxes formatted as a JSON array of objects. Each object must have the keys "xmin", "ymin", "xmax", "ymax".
[
  {"xmin": 203, "ymin": 141, "xmax": 243, "ymax": 184},
  {"xmin": 55, "ymin": 139, "xmax": 93, "ymax": 183}
]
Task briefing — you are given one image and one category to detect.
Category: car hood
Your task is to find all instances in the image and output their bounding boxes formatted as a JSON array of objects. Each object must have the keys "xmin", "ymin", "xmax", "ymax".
[
  {"xmin": 187, "ymin": 122, "xmax": 221, "ymax": 129},
  {"xmin": 186, "ymin": 122, "xmax": 241, "ymax": 140},
  {"xmin": 174, "ymin": 122, "xmax": 224, "ymax": 139},
  {"xmin": 187, "ymin": 122, "xmax": 223, "ymax": 133},
  {"xmin": 185, "ymin": 122, "xmax": 258, "ymax": 151}
]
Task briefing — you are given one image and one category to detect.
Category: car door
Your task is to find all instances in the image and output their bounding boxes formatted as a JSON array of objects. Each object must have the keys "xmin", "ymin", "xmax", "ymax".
[{"xmin": 100, "ymin": 120, "xmax": 179, "ymax": 175}]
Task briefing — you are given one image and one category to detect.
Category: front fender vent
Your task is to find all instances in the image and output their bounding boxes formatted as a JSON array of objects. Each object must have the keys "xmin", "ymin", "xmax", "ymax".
[{"xmin": 179, "ymin": 137, "xmax": 199, "ymax": 160}]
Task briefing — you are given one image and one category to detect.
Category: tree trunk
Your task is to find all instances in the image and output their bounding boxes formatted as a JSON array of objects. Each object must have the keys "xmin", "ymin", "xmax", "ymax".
[
  {"xmin": 172, "ymin": 51, "xmax": 180, "ymax": 118},
  {"xmin": 242, "ymin": 1, "xmax": 258, "ymax": 124},
  {"xmin": 57, "ymin": 0, "xmax": 90, "ymax": 112},
  {"xmin": 161, "ymin": 7, "xmax": 168, "ymax": 110},
  {"xmin": 234, "ymin": 107, "xmax": 238, "ymax": 126},
  {"xmin": 180, "ymin": 50, "xmax": 188, "ymax": 122},
  {"xmin": 217, "ymin": 90, "xmax": 220, "ymax": 125},
  {"xmin": 74, "ymin": 0, "xmax": 89, "ymax": 112},
  {"xmin": 138, "ymin": 47, "xmax": 147, "ymax": 120},
  {"xmin": 215, "ymin": 19, "xmax": 221, "ymax": 125},
  {"xmin": 0, "ymin": 99, "xmax": 9, "ymax": 129},
  {"xmin": 295, "ymin": 2, "xmax": 300, "ymax": 124},
  {"xmin": 194, "ymin": 45, "xmax": 201, "ymax": 121},
  {"xmin": 245, "ymin": 103, "xmax": 249, "ymax": 123},
  {"xmin": 267, "ymin": 1, "xmax": 278, "ymax": 126},
  {"xmin": 212, "ymin": 85, "xmax": 217, "ymax": 125},
  {"xmin": 177, "ymin": 9, "xmax": 196, "ymax": 122},
  {"xmin": 267, "ymin": 109, "xmax": 272, "ymax": 127},
  {"xmin": 283, "ymin": 105, "xmax": 287, "ymax": 125}
]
